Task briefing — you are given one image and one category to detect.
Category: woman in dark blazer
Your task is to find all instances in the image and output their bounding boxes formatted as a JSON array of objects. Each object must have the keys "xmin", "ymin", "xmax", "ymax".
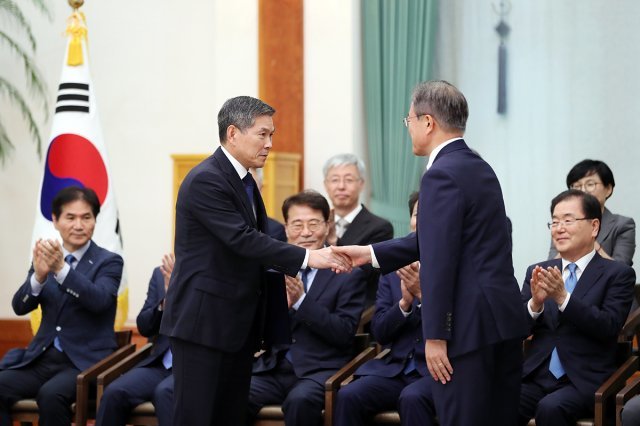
[{"xmin": 549, "ymin": 159, "xmax": 635, "ymax": 265}]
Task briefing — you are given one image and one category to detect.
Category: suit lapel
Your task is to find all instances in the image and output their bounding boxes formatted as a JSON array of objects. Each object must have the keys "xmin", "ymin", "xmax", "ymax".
[
  {"xmin": 213, "ymin": 148, "xmax": 258, "ymax": 228},
  {"xmin": 597, "ymin": 208, "xmax": 615, "ymax": 245},
  {"xmin": 305, "ymin": 268, "xmax": 330, "ymax": 303},
  {"xmin": 572, "ymin": 253, "xmax": 604, "ymax": 300},
  {"xmin": 74, "ymin": 241, "xmax": 97, "ymax": 276}
]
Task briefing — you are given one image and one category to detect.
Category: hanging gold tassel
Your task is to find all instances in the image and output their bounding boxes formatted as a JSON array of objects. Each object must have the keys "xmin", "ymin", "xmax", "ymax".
[{"xmin": 66, "ymin": 11, "xmax": 88, "ymax": 66}]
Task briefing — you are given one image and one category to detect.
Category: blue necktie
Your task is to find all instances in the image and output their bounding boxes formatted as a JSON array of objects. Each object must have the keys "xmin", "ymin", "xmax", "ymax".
[
  {"xmin": 242, "ymin": 173, "xmax": 255, "ymax": 209},
  {"xmin": 549, "ymin": 263, "xmax": 578, "ymax": 379},
  {"xmin": 54, "ymin": 254, "xmax": 77, "ymax": 352},
  {"xmin": 162, "ymin": 349, "xmax": 172, "ymax": 369},
  {"xmin": 301, "ymin": 267, "xmax": 312, "ymax": 293}
]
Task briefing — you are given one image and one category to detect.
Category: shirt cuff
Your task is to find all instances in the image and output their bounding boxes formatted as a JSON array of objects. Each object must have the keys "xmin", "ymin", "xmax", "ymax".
[
  {"xmin": 370, "ymin": 245, "xmax": 380, "ymax": 269},
  {"xmin": 528, "ymin": 298, "xmax": 544, "ymax": 319},
  {"xmin": 54, "ymin": 263, "xmax": 71, "ymax": 284},
  {"xmin": 30, "ymin": 274, "xmax": 46, "ymax": 296},
  {"xmin": 292, "ymin": 293, "xmax": 306, "ymax": 310},
  {"xmin": 301, "ymin": 250, "xmax": 310, "ymax": 269},
  {"xmin": 399, "ymin": 301, "xmax": 412, "ymax": 317},
  {"xmin": 558, "ymin": 292, "xmax": 571, "ymax": 312}
]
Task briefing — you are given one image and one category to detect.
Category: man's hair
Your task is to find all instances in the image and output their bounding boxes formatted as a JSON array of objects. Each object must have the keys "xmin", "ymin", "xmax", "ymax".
[
  {"xmin": 322, "ymin": 153, "xmax": 366, "ymax": 180},
  {"xmin": 52, "ymin": 186, "xmax": 101, "ymax": 218},
  {"xmin": 550, "ymin": 189, "xmax": 602, "ymax": 226},
  {"xmin": 412, "ymin": 80, "xmax": 468, "ymax": 132},
  {"xmin": 218, "ymin": 96, "xmax": 275, "ymax": 143},
  {"xmin": 566, "ymin": 159, "xmax": 615, "ymax": 193},
  {"xmin": 408, "ymin": 191, "xmax": 419, "ymax": 217},
  {"xmin": 282, "ymin": 190, "xmax": 331, "ymax": 222}
]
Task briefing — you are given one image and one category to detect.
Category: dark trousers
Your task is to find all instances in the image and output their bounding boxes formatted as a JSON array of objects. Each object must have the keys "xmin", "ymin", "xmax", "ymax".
[
  {"xmin": 334, "ymin": 371, "xmax": 423, "ymax": 426},
  {"xmin": 95, "ymin": 362, "xmax": 173, "ymax": 426},
  {"xmin": 247, "ymin": 357, "xmax": 325, "ymax": 426},
  {"xmin": 0, "ymin": 347, "xmax": 79, "ymax": 426},
  {"xmin": 170, "ymin": 336, "xmax": 255, "ymax": 426},
  {"xmin": 518, "ymin": 362, "xmax": 593, "ymax": 426},
  {"xmin": 428, "ymin": 338, "xmax": 522, "ymax": 426}
]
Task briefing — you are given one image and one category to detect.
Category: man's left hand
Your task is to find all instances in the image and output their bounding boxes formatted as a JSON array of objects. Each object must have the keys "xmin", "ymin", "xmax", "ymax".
[
  {"xmin": 537, "ymin": 266, "xmax": 567, "ymax": 305},
  {"xmin": 285, "ymin": 275, "xmax": 304, "ymax": 308},
  {"xmin": 38, "ymin": 239, "xmax": 64, "ymax": 273}
]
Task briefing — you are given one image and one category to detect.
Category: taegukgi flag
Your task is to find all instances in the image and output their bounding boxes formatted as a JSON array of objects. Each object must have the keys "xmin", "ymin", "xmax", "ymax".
[{"xmin": 30, "ymin": 10, "xmax": 128, "ymax": 332}]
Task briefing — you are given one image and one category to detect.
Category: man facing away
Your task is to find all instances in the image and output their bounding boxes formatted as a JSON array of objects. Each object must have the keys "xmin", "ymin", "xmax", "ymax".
[
  {"xmin": 519, "ymin": 189, "xmax": 635, "ymax": 425},
  {"xmin": 159, "ymin": 96, "xmax": 350, "ymax": 426},
  {"xmin": 333, "ymin": 80, "xmax": 527, "ymax": 426},
  {"xmin": 246, "ymin": 190, "xmax": 366, "ymax": 426},
  {"xmin": 0, "ymin": 186, "xmax": 123, "ymax": 426},
  {"xmin": 96, "ymin": 253, "xmax": 175, "ymax": 426}
]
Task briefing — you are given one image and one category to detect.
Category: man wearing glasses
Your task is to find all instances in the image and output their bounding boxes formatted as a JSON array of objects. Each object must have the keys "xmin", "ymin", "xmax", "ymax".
[
  {"xmin": 519, "ymin": 189, "xmax": 635, "ymax": 426},
  {"xmin": 246, "ymin": 190, "xmax": 366, "ymax": 426}
]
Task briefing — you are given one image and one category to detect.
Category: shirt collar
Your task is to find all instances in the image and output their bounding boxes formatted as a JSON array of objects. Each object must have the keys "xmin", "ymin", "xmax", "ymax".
[
  {"xmin": 425, "ymin": 137, "xmax": 463, "ymax": 170},
  {"xmin": 561, "ymin": 249, "xmax": 596, "ymax": 275},
  {"xmin": 63, "ymin": 240, "xmax": 91, "ymax": 263},
  {"xmin": 220, "ymin": 145, "xmax": 249, "ymax": 179},
  {"xmin": 335, "ymin": 204, "xmax": 363, "ymax": 225}
]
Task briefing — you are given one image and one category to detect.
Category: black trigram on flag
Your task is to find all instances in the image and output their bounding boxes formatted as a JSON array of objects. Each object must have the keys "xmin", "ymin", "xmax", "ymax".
[{"xmin": 55, "ymin": 82, "xmax": 90, "ymax": 114}]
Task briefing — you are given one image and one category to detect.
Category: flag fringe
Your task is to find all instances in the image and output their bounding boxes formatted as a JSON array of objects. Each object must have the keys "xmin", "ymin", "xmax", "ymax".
[{"xmin": 66, "ymin": 11, "xmax": 87, "ymax": 66}]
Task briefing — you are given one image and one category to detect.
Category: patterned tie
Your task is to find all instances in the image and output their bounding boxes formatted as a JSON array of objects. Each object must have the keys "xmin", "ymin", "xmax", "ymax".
[
  {"xmin": 335, "ymin": 218, "xmax": 348, "ymax": 238},
  {"xmin": 162, "ymin": 349, "xmax": 172, "ymax": 369},
  {"xmin": 53, "ymin": 255, "xmax": 76, "ymax": 352},
  {"xmin": 301, "ymin": 267, "xmax": 312, "ymax": 293},
  {"xmin": 548, "ymin": 263, "xmax": 578, "ymax": 379},
  {"xmin": 242, "ymin": 173, "xmax": 256, "ymax": 210}
]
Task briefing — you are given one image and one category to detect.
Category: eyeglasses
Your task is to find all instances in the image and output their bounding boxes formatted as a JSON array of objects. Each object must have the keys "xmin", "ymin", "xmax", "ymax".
[
  {"xmin": 570, "ymin": 181, "xmax": 602, "ymax": 193},
  {"xmin": 287, "ymin": 220, "xmax": 326, "ymax": 234},
  {"xmin": 547, "ymin": 217, "xmax": 591, "ymax": 229},
  {"xmin": 403, "ymin": 114, "xmax": 425, "ymax": 127},
  {"xmin": 325, "ymin": 176, "xmax": 362, "ymax": 186}
]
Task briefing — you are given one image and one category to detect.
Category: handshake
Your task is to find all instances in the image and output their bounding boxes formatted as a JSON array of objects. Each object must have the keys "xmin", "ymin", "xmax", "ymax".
[{"xmin": 307, "ymin": 245, "xmax": 372, "ymax": 273}]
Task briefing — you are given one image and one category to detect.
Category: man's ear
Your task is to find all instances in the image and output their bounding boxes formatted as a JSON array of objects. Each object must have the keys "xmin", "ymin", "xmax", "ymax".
[{"xmin": 592, "ymin": 218, "xmax": 600, "ymax": 237}]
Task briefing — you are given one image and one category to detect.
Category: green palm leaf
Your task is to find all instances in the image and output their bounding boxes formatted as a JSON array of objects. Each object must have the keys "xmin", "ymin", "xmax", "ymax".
[{"xmin": 0, "ymin": 77, "xmax": 43, "ymax": 159}]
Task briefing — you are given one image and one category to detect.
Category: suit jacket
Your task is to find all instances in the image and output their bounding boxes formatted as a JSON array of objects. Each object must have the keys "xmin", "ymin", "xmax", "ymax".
[
  {"xmin": 266, "ymin": 217, "xmax": 287, "ymax": 242},
  {"xmin": 135, "ymin": 267, "xmax": 171, "ymax": 367},
  {"xmin": 521, "ymin": 254, "xmax": 635, "ymax": 396},
  {"xmin": 355, "ymin": 272, "xmax": 427, "ymax": 377},
  {"xmin": 548, "ymin": 207, "xmax": 636, "ymax": 266},
  {"xmin": 160, "ymin": 147, "xmax": 306, "ymax": 353},
  {"xmin": 372, "ymin": 139, "xmax": 527, "ymax": 358},
  {"xmin": 252, "ymin": 268, "xmax": 366, "ymax": 384},
  {"xmin": 2, "ymin": 241, "xmax": 122, "ymax": 371},
  {"xmin": 337, "ymin": 205, "xmax": 394, "ymax": 246}
]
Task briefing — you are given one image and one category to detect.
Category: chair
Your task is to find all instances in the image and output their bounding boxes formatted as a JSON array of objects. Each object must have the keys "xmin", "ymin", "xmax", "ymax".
[
  {"xmin": 96, "ymin": 342, "xmax": 158, "ymax": 426},
  {"xmin": 10, "ymin": 330, "xmax": 135, "ymax": 426},
  {"xmin": 254, "ymin": 333, "xmax": 373, "ymax": 426}
]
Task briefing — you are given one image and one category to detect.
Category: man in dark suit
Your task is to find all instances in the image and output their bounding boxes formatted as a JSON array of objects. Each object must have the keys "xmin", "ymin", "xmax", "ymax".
[
  {"xmin": 96, "ymin": 253, "xmax": 175, "ymax": 426},
  {"xmin": 334, "ymin": 80, "xmax": 527, "ymax": 426},
  {"xmin": 159, "ymin": 96, "xmax": 350, "ymax": 426},
  {"xmin": 334, "ymin": 192, "xmax": 432, "ymax": 426},
  {"xmin": 246, "ymin": 190, "xmax": 366, "ymax": 426},
  {"xmin": 323, "ymin": 153, "xmax": 394, "ymax": 303},
  {"xmin": 519, "ymin": 189, "xmax": 635, "ymax": 426},
  {"xmin": 0, "ymin": 186, "xmax": 123, "ymax": 426}
]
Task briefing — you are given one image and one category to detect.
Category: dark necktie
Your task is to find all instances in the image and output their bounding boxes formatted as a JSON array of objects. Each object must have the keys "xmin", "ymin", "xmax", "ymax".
[
  {"xmin": 301, "ymin": 267, "xmax": 312, "ymax": 293},
  {"xmin": 242, "ymin": 173, "xmax": 256, "ymax": 210},
  {"xmin": 65, "ymin": 254, "xmax": 76, "ymax": 268},
  {"xmin": 549, "ymin": 263, "xmax": 578, "ymax": 379}
]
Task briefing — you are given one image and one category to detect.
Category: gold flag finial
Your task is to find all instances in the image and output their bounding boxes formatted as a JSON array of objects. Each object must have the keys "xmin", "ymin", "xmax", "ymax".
[{"xmin": 68, "ymin": 0, "xmax": 84, "ymax": 10}]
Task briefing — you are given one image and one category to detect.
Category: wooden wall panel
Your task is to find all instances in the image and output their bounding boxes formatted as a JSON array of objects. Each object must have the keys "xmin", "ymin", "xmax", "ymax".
[{"xmin": 259, "ymin": 0, "xmax": 304, "ymax": 187}]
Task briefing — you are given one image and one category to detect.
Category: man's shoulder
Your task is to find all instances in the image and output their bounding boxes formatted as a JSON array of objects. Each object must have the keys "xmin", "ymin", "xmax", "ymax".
[{"xmin": 355, "ymin": 206, "xmax": 392, "ymax": 227}]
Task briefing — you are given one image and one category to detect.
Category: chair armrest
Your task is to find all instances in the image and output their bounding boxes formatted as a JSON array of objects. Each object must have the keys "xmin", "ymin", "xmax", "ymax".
[
  {"xmin": 621, "ymin": 308, "xmax": 640, "ymax": 342},
  {"xmin": 616, "ymin": 375, "xmax": 640, "ymax": 426},
  {"xmin": 322, "ymin": 346, "xmax": 377, "ymax": 426},
  {"xmin": 75, "ymin": 343, "xmax": 136, "ymax": 425},
  {"xmin": 594, "ymin": 355, "xmax": 639, "ymax": 426},
  {"xmin": 96, "ymin": 343, "xmax": 155, "ymax": 409}
]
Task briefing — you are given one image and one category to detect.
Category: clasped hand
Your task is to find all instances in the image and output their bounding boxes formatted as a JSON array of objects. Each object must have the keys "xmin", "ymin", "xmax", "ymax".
[{"xmin": 32, "ymin": 239, "xmax": 64, "ymax": 283}]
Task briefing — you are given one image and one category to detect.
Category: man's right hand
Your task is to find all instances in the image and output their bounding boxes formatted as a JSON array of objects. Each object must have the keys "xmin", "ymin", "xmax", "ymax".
[
  {"xmin": 32, "ymin": 239, "xmax": 50, "ymax": 283},
  {"xmin": 330, "ymin": 245, "xmax": 372, "ymax": 268},
  {"xmin": 529, "ymin": 265, "xmax": 547, "ymax": 312},
  {"xmin": 308, "ymin": 246, "xmax": 352, "ymax": 273}
]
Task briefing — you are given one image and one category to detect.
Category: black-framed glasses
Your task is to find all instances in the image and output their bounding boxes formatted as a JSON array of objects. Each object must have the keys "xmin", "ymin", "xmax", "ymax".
[
  {"xmin": 570, "ymin": 181, "xmax": 602, "ymax": 193},
  {"xmin": 287, "ymin": 220, "xmax": 326, "ymax": 234},
  {"xmin": 403, "ymin": 114, "xmax": 425, "ymax": 127},
  {"xmin": 547, "ymin": 218, "xmax": 591, "ymax": 229}
]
